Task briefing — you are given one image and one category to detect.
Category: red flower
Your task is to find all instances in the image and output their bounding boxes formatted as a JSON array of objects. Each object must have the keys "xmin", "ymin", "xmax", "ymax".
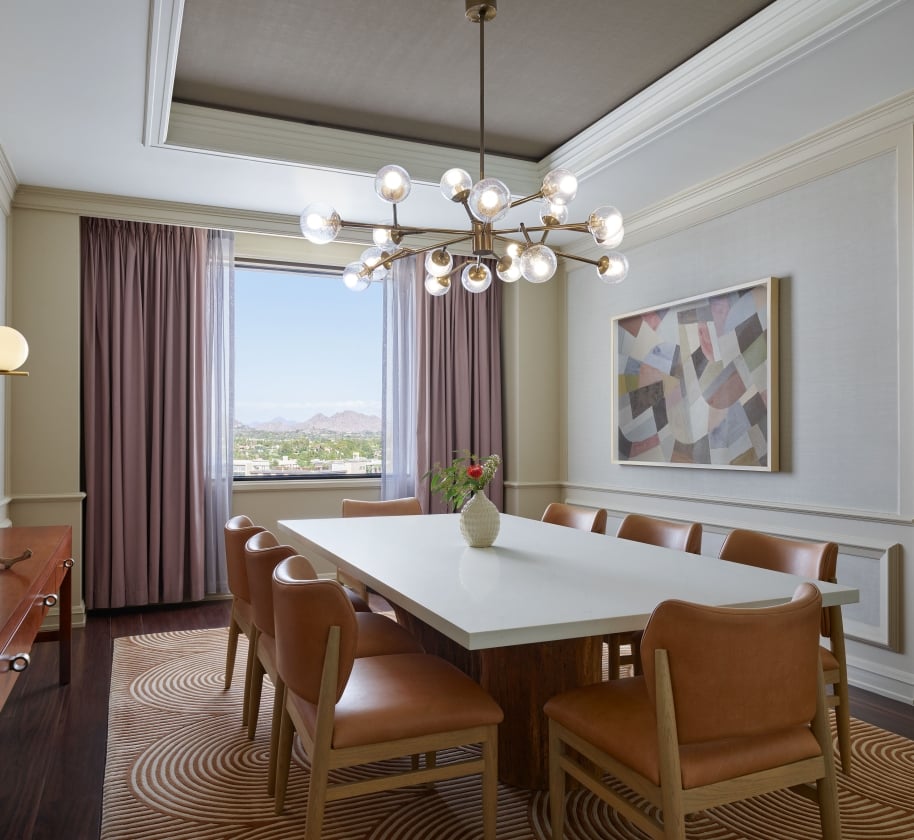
[{"xmin": 466, "ymin": 464, "xmax": 484, "ymax": 479}]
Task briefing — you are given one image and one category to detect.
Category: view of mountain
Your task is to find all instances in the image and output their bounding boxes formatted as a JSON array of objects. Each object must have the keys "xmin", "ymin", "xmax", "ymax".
[{"xmin": 235, "ymin": 411, "xmax": 381, "ymax": 434}]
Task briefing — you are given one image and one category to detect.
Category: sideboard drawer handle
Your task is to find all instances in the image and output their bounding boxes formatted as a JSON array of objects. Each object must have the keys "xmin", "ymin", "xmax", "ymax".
[
  {"xmin": 3, "ymin": 653, "xmax": 30, "ymax": 672},
  {"xmin": 42, "ymin": 594, "xmax": 58, "ymax": 608},
  {"xmin": 63, "ymin": 557, "xmax": 75, "ymax": 569}
]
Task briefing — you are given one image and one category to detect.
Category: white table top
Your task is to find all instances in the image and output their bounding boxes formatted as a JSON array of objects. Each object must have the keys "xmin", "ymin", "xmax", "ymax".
[{"xmin": 277, "ymin": 513, "xmax": 859, "ymax": 650}]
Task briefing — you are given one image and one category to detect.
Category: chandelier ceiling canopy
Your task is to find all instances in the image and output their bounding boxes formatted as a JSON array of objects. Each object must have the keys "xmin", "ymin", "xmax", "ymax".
[{"xmin": 299, "ymin": 1, "xmax": 629, "ymax": 296}]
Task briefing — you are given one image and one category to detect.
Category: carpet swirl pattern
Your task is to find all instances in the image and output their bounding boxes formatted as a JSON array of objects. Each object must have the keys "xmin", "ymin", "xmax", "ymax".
[{"xmin": 102, "ymin": 628, "xmax": 914, "ymax": 839}]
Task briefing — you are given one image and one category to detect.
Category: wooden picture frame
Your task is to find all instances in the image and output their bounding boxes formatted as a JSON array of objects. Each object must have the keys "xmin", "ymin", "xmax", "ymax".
[{"xmin": 612, "ymin": 277, "xmax": 778, "ymax": 470}]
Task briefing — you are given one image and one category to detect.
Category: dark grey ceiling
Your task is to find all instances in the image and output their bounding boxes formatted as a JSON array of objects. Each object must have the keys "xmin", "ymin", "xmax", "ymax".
[{"xmin": 173, "ymin": 0, "xmax": 775, "ymax": 161}]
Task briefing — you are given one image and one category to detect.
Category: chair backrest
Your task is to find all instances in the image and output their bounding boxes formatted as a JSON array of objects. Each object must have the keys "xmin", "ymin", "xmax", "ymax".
[
  {"xmin": 641, "ymin": 582, "xmax": 822, "ymax": 745},
  {"xmin": 273, "ymin": 558, "xmax": 359, "ymax": 704},
  {"xmin": 341, "ymin": 497, "xmax": 422, "ymax": 517},
  {"xmin": 244, "ymin": 530, "xmax": 310, "ymax": 637},
  {"xmin": 616, "ymin": 513, "xmax": 702, "ymax": 554},
  {"xmin": 718, "ymin": 528, "xmax": 838, "ymax": 636},
  {"xmin": 541, "ymin": 502, "xmax": 607, "ymax": 534},
  {"xmin": 224, "ymin": 515, "xmax": 265, "ymax": 601}
]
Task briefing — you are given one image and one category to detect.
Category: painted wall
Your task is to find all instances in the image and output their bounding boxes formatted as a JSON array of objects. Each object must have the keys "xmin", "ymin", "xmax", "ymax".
[{"xmin": 561, "ymin": 105, "xmax": 914, "ymax": 704}]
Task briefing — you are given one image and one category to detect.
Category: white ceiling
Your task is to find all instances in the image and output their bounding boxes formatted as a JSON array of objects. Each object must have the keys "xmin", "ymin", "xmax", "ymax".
[{"xmin": 1, "ymin": 0, "xmax": 913, "ymax": 244}]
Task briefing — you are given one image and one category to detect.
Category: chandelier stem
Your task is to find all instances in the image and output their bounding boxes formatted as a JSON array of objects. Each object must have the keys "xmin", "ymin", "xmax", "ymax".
[{"xmin": 478, "ymin": 8, "xmax": 486, "ymax": 181}]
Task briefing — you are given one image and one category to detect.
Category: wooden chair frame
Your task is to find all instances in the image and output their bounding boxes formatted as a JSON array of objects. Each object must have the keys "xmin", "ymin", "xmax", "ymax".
[
  {"xmin": 548, "ymin": 649, "xmax": 840, "ymax": 840},
  {"xmin": 275, "ymin": 624, "xmax": 499, "ymax": 840}
]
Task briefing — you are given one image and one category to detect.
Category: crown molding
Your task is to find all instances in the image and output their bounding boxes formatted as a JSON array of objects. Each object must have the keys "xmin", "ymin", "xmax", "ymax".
[
  {"xmin": 0, "ymin": 145, "xmax": 17, "ymax": 215},
  {"xmin": 143, "ymin": 0, "xmax": 184, "ymax": 147},
  {"xmin": 548, "ymin": 0, "xmax": 905, "ymax": 179},
  {"xmin": 11, "ymin": 185, "xmax": 301, "ymax": 236},
  {"xmin": 164, "ymin": 103, "xmax": 542, "ymax": 194},
  {"xmin": 560, "ymin": 88, "xmax": 914, "ymax": 262}
]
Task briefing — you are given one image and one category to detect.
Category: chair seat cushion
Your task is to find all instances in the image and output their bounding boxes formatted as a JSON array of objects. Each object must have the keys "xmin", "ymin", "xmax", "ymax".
[
  {"xmin": 544, "ymin": 677, "xmax": 822, "ymax": 788},
  {"xmin": 819, "ymin": 644, "xmax": 839, "ymax": 674},
  {"xmin": 345, "ymin": 587, "xmax": 372, "ymax": 613},
  {"xmin": 290, "ymin": 653, "xmax": 503, "ymax": 749},
  {"xmin": 354, "ymin": 613, "xmax": 424, "ymax": 657}
]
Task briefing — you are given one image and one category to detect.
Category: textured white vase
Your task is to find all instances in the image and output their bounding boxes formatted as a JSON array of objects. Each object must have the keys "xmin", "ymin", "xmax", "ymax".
[{"xmin": 459, "ymin": 492, "xmax": 500, "ymax": 547}]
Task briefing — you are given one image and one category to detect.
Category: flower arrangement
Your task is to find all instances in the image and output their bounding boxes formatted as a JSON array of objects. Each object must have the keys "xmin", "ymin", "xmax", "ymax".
[{"xmin": 426, "ymin": 451, "xmax": 501, "ymax": 511}]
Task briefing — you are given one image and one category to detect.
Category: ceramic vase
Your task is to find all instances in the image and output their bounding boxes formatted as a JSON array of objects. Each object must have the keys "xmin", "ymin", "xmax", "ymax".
[{"xmin": 459, "ymin": 491, "xmax": 500, "ymax": 547}]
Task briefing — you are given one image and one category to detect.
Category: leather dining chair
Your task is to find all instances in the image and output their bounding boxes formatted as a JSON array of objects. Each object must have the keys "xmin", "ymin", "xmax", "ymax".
[
  {"xmin": 339, "ymin": 497, "xmax": 423, "ymax": 601},
  {"xmin": 541, "ymin": 502, "xmax": 607, "ymax": 534},
  {"xmin": 609, "ymin": 514, "xmax": 703, "ymax": 679},
  {"xmin": 243, "ymin": 534, "xmax": 425, "ymax": 802},
  {"xmin": 224, "ymin": 514, "xmax": 265, "ymax": 727},
  {"xmin": 545, "ymin": 583, "xmax": 841, "ymax": 840},
  {"xmin": 718, "ymin": 528, "xmax": 852, "ymax": 774},
  {"xmin": 271, "ymin": 560, "xmax": 504, "ymax": 840}
]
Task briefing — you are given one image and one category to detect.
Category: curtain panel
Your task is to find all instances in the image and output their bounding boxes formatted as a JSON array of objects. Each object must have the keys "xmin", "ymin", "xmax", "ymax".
[
  {"xmin": 80, "ymin": 218, "xmax": 233, "ymax": 608},
  {"xmin": 416, "ymin": 255, "xmax": 504, "ymax": 513}
]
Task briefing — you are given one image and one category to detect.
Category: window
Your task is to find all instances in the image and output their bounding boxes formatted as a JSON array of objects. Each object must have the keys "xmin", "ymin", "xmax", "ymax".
[{"xmin": 233, "ymin": 264, "xmax": 382, "ymax": 479}]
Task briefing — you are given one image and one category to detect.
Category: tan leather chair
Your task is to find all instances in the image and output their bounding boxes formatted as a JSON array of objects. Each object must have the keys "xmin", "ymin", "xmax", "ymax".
[
  {"xmin": 244, "ymin": 535, "xmax": 424, "ymax": 801},
  {"xmin": 541, "ymin": 502, "xmax": 607, "ymax": 534},
  {"xmin": 339, "ymin": 497, "xmax": 423, "ymax": 600},
  {"xmin": 609, "ymin": 514, "xmax": 703, "ymax": 678},
  {"xmin": 719, "ymin": 528, "xmax": 851, "ymax": 774},
  {"xmin": 224, "ymin": 515, "xmax": 265, "ymax": 727},
  {"xmin": 545, "ymin": 583, "xmax": 840, "ymax": 840},
  {"xmin": 272, "ymin": 561, "xmax": 503, "ymax": 840}
]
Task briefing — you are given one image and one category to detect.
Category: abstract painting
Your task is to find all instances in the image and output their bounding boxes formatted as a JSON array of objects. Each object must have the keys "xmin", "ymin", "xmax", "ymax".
[{"xmin": 612, "ymin": 278, "xmax": 778, "ymax": 470}]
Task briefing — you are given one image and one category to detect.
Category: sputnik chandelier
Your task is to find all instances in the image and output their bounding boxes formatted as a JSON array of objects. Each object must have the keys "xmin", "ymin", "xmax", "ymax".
[{"xmin": 299, "ymin": 1, "xmax": 629, "ymax": 297}]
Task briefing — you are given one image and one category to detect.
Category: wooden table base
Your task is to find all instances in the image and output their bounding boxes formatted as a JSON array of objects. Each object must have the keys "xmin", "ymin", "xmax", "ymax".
[{"xmin": 393, "ymin": 606, "xmax": 602, "ymax": 789}]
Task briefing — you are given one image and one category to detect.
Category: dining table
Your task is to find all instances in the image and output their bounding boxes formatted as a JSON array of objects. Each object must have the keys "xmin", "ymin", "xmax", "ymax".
[{"xmin": 278, "ymin": 512, "xmax": 859, "ymax": 790}]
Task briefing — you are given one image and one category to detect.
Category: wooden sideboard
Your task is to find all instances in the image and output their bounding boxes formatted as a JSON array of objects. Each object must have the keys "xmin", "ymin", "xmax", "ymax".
[{"xmin": 0, "ymin": 526, "xmax": 73, "ymax": 711}]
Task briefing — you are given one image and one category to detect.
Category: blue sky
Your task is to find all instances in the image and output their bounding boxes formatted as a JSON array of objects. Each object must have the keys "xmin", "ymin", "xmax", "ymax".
[{"xmin": 234, "ymin": 267, "xmax": 382, "ymax": 423}]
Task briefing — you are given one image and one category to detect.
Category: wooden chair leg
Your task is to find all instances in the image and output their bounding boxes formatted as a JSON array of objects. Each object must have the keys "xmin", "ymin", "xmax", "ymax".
[
  {"xmin": 834, "ymin": 690, "xmax": 852, "ymax": 775},
  {"xmin": 482, "ymin": 727, "xmax": 498, "ymax": 840},
  {"xmin": 304, "ymin": 746, "xmax": 330, "ymax": 840},
  {"xmin": 225, "ymin": 612, "xmax": 239, "ymax": 690},
  {"xmin": 241, "ymin": 632, "xmax": 255, "ymax": 727},
  {"xmin": 247, "ymin": 656, "xmax": 265, "ymax": 741},
  {"xmin": 274, "ymin": 705, "xmax": 294, "ymax": 815},
  {"xmin": 267, "ymin": 679, "xmax": 285, "ymax": 796},
  {"xmin": 548, "ymin": 720, "xmax": 566, "ymax": 840}
]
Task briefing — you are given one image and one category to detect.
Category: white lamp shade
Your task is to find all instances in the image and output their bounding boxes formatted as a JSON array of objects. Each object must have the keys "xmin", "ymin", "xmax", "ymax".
[{"xmin": 0, "ymin": 327, "xmax": 28, "ymax": 371}]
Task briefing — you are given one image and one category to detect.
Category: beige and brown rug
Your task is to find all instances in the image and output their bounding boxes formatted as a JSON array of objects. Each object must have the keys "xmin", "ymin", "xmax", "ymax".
[{"xmin": 102, "ymin": 627, "xmax": 914, "ymax": 839}]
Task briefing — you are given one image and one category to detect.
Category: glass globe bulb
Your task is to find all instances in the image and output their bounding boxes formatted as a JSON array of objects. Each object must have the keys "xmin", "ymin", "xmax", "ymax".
[
  {"xmin": 424, "ymin": 248, "xmax": 453, "ymax": 278},
  {"xmin": 342, "ymin": 261, "xmax": 371, "ymax": 291},
  {"xmin": 539, "ymin": 199, "xmax": 568, "ymax": 226},
  {"xmin": 496, "ymin": 254, "xmax": 521, "ymax": 283},
  {"xmin": 372, "ymin": 227, "xmax": 397, "ymax": 251},
  {"xmin": 541, "ymin": 168, "xmax": 578, "ymax": 205},
  {"xmin": 519, "ymin": 244, "xmax": 558, "ymax": 283},
  {"xmin": 468, "ymin": 178, "xmax": 511, "ymax": 222},
  {"xmin": 360, "ymin": 246, "xmax": 390, "ymax": 282},
  {"xmin": 424, "ymin": 274, "xmax": 451, "ymax": 296},
  {"xmin": 588, "ymin": 205, "xmax": 624, "ymax": 244},
  {"xmin": 598, "ymin": 251, "xmax": 630, "ymax": 285},
  {"xmin": 596, "ymin": 225, "xmax": 625, "ymax": 250},
  {"xmin": 504, "ymin": 240, "xmax": 525, "ymax": 259},
  {"xmin": 0, "ymin": 326, "xmax": 28, "ymax": 370},
  {"xmin": 461, "ymin": 262, "xmax": 493, "ymax": 293},
  {"xmin": 374, "ymin": 165, "xmax": 411, "ymax": 204},
  {"xmin": 440, "ymin": 168, "xmax": 472, "ymax": 202},
  {"xmin": 299, "ymin": 202, "xmax": 341, "ymax": 244}
]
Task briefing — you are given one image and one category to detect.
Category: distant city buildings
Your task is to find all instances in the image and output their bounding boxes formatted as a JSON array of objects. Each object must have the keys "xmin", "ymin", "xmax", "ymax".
[{"xmin": 233, "ymin": 453, "xmax": 381, "ymax": 477}]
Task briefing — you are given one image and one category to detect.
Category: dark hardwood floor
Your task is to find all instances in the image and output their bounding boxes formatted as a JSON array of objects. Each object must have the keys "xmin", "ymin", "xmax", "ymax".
[{"xmin": 1, "ymin": 600, "xmax": 912, "ymax": 840}]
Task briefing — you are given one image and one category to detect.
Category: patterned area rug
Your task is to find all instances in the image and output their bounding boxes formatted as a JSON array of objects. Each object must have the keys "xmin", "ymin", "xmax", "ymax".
[{"xmin": 102, "ymin": 628, "xmax": 914, "ymax": 839}]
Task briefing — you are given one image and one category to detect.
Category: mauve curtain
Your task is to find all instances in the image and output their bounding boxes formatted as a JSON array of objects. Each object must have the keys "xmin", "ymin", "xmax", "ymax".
[
  {"xmin": 417, "ymin": 255, "xmax": 504, "ymax": 513},
  {"xmin": 381, "ymin": 258, "xmax": 419, "ymax": 500},
  {"xmin": 81, "ymin": 218, "xmax": 230, "ymax": 608}
]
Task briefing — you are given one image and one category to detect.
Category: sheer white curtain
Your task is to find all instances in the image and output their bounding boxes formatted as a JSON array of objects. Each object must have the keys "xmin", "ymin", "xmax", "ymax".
[
  {"xmin": 203, "ymin": 229, "xmax": 235, "ymax": 594},
  {"xmin": 380, "ymin": 256, "xmax": 419, "ymax": 500}
]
